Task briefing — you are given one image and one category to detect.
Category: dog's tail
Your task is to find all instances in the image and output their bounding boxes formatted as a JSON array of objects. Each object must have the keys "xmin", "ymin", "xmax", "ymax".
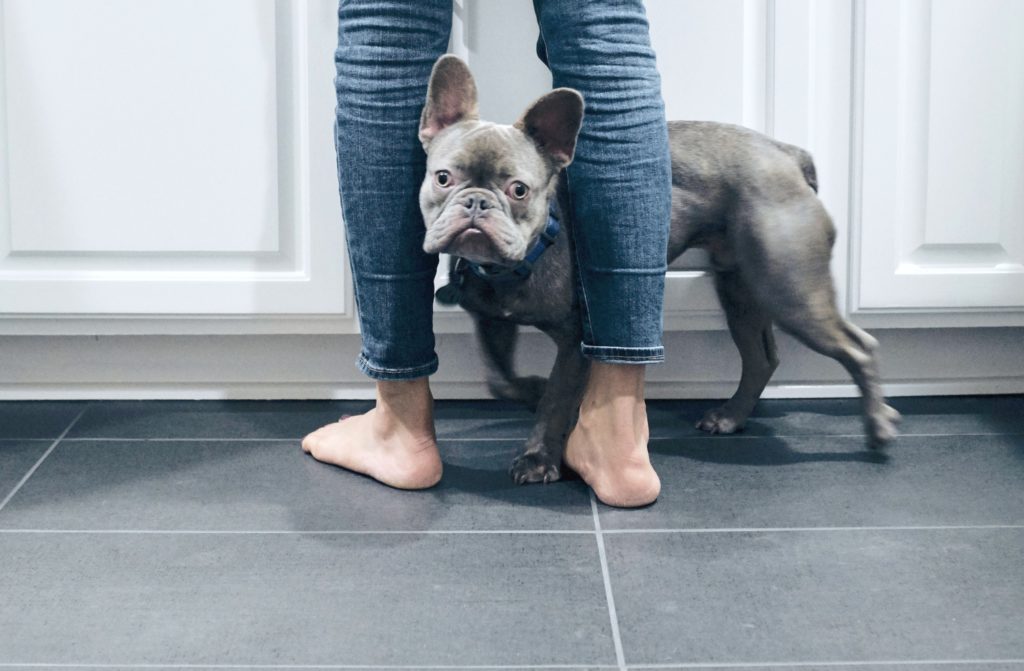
[{"xmin": 779, "ymin": 143, "xmax": 818, "ymax": 193}]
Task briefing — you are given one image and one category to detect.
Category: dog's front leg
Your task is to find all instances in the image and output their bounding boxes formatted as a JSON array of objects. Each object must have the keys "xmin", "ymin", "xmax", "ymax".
[
  {"xmin": 473, "ymin": 315, "xmax": 547, "ymax": 411},
  {"xmin": 510, "ymin": 333, "xmax": 590, "ymax": 484}
]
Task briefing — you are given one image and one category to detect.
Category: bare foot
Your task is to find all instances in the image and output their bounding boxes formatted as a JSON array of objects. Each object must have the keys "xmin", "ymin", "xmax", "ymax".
[
  {"xmin": 564, "ymin": 362, "xmax": 660, "ymax": 508},
  {"xmin": 301, "ymin": 378, "xmax": 442, "ymax": 490}
]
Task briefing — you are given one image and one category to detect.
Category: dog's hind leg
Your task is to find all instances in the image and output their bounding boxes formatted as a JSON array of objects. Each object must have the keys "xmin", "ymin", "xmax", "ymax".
[
  {"xmin": 735, "ymin": 196, "xmax": 899, "ymax": 448},
  {"xmin": 697, "ymin": 269, "xmax": 779, "ymax": 434},
  {"xmin": 769, "ymin": 287, "xmax": 900, "ymax": 449}
]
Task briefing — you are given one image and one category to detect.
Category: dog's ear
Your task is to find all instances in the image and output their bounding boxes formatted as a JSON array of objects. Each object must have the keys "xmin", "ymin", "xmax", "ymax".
[
  {"xmin": 419, "ymin": 55, "xmax": 479, "ymax": 147},
  {"xmin": 515, "ymin": 88, "xmax": 584, "ymax": 168}
]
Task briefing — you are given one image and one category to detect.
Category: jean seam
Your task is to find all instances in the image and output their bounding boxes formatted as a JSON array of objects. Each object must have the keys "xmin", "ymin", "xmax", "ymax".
[
  {"xmin": 335, "ymin": 120, "xmax": 366, "ymax": 332},
  {"xmin": 357, "ymin": 353, "xmax": 438, "ymax": 380},
  {"xmin": 580, "ymin": 346, "xmax": 664, "ymax": 364},
  {"xmin": 564, "ymin": 180, "xmax": 597, "ymax": 348},
  {"xmin": 581, "ymin": 344, "xmax": 663, "ymax": 354}
]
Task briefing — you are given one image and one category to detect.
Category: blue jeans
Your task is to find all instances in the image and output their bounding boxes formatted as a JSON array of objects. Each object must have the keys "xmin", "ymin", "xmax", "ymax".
[{"xmin": 335, "ymin": 0, "xmax": 672, "ymax": 380}]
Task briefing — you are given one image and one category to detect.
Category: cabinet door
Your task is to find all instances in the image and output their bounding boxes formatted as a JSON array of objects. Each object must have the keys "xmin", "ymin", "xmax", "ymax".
[
  {"xmin": 0, "ymin": 0, "xmax": 351, "ymax": 332},
  {"xmin": 853, "ymin": 0, "xmax": 1024, "ymax": 326}
]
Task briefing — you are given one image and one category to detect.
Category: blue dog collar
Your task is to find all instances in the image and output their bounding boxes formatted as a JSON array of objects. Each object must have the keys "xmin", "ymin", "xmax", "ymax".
[{"xmin": 464, "ymin": 203, "xmax": 561, "ymax": 284}]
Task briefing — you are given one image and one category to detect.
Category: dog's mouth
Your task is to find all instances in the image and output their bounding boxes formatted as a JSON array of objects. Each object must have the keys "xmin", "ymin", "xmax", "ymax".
[
  {"xmin": 445, "ymin": 224, "xmax": 511, "ymax": 265},
  {"xmin": 423, "ymin": 203, "xmax": 526, "ymax": 264},
  {"xmin": 452, "ymin": 228, "xmax": 487, "ymax": 245}
]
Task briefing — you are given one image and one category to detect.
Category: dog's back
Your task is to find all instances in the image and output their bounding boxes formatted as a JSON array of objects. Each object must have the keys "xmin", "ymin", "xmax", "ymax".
[{"xmin": 666, "ymin": 121, "xmax": 821, "ymax": 261}]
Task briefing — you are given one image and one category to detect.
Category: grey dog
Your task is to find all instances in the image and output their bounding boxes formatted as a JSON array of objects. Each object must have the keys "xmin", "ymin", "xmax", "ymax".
[{"xmin": 418, "ymin": 55, "xmax": 900, "ymax": 484}]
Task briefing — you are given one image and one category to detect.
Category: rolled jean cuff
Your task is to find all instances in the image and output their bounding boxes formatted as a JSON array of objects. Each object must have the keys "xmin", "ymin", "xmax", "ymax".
[
  {"xmin": 356, "ymin": 353, "xmax": 439, "ymax": 381},
  {"xmin": 579, "ymin": 344, "xmax": 664, "ymax": 364}
]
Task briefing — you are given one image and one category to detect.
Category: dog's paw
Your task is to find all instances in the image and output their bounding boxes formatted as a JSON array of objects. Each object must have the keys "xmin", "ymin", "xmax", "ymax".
[
  {"xmin": 867, "ymin": 404, "xmax": 901, "ymax": 449},
  {"xmin": 510, "ymin": 451, "xmax": 562, "ymax": 485},
  {"xmin": 695, "ymin": 406, "xmax": 745, "ymax": 435}
]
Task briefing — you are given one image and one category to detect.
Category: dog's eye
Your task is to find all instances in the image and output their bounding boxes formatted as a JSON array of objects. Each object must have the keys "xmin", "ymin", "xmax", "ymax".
[
  {"xmin": 435, "ymin": 170, "xmax": 452, "ymax": 188},
  {"xmin": 509, "ymin": 181, "xmax": 529, "ymax": 200}
]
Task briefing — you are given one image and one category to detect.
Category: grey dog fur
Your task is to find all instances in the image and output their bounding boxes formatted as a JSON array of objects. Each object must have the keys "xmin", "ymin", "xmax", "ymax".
[{"xmin": 418, "ymin": 55, "xmax": 900, "ymax": 484}]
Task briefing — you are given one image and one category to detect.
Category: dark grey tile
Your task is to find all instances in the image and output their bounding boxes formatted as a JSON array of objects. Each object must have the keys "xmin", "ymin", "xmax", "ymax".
[
  {"xmin": 600, "ymin": 433, "xmax": 1024, "ymax": 530},
  {"xmin": 433, "ymin": 399, "xmax": 537, "ymax": 439},
  {"xmin": 67, "ymin": 400, "xmax": 368, "ymax": 439},
  {"xmin": 0, "ymin": 402, "xmax": 86, "ymax": 439},
  {"xmin": 0, "ymin": 532, "xmax": 614, "ymax": 666},
  {"xmin": 644, "ymin": 395, "xmax": 1024, "ymax": 439},
  {"xmin": 66, "ymin": 399, "xmax": 536, "ymax": 441},
  {"xmin": 893, "ymin": 394, "xmax": 1024, "ymax": 435},
  {"xmin": 608, "ymin": 528, "xmax": 1024, "ymax": 665},
  {"xmin": 0, "ymin": 439, "xmax": 591, "ymax": 531},
  {"xmin": 0, "ymin": 440, "xmax": 52, "ymax": 503}
]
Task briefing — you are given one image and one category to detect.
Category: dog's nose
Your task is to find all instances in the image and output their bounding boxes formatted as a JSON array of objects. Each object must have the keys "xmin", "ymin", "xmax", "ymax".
[{"xmin": 461, "ymin": 194, "xmax": 492, "ymax": 213}]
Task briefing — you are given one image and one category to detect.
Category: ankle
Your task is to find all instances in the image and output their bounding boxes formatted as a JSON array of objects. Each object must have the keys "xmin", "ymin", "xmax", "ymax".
[
  {"xmin": 581, "ymin": 361, "xmax": 646, "ymax": 408},
  {"xmin": 373, "ymin": 378, "xmax": 435, "ymax": 440},
  {"xmin": 588, "ymin": 360, "xmax": 645, "ymax": 391}
]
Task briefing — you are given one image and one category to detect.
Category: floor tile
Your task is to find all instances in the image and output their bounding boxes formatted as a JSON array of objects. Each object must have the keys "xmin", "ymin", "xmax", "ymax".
[
  {"xmin": 66, "ymin": 399, "xmax": 544, "ymax": 442},
  {"xmin": 608, "ymin": 528, "xmax": 1024, "ymax": 665},
  {"xmin": 66, "ymin": 400, "xmax": 371, "ymax": 440},
  {"xmin": 0, "ymin": 401, "xmax": 86, "ymax": 439},
  {"xmin": 0, "ymin": 532, "xmax": 614, "ymax": 666},
  {"xmin": 0, "ymin": 440, "xmax": 52, "ymax": 503},
  {"xmin": 599, "ymin": 433, "xmax": 1024, "ymax": 530},
  {"xmin": 644, "ymin": 395, "xmax": 1024, "ymax": 439},
  {"xmin": 0, "ymin": 439, "xmax": 592, "ymax": 531},
  {"xmin": 433, "ymin": 399, "xmax": 538, "ymax": 439}
]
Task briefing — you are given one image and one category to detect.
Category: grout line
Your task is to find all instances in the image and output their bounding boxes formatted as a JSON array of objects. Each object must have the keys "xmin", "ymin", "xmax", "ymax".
[
  {"xmin": 0, "ymin": 665, "xmax": 619, "ymax": 670},
  {"xmin": 591, "ymin": 491, "xmax": 627, "ymax": 671},
  {"xmin": 67, "ymin": 438, "xmax": 328, "ymax": 444},
  {"xmin": 53, "ymin": 431, "xmax": 1024, "ymax": 443},
  {"xmin": 0, "ymin": 662, "xmax": 1020, "ymax": 670},
  {"xmin": 56, "ymin": 437, "xmax": 528, "ymax": 443},
  {"xmin": 0, "ymin": 407, "xmax": 88, "ymax": 514},
  {"xmin": 649, "ymin": 431, "xmax": 1024, "ymax": 440},
  {"xmin": 601, "ymin": 524, "xmax": 1024, "ymax": 534},
  {"xmin": 1, "ymin": 524, "xmax": 1021, "ymax": 536},
  {"xmin": 0, "ymin": 528, "xmax": 596, "ymax": 535},
  {"xmin": 627, "ymin": 659, "xmax": 1024, "ymax": 668}
]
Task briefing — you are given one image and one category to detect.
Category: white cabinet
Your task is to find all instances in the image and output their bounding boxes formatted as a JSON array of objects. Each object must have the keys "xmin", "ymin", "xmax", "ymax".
[
  {"xmin": 0, "ymin": 0, "xmax": 352, "ymax": 329},
  {"xmin": 0, "ymin": 0, "xmax": 1021, "ymax": 397},
  {"xmin": 854, "ymin": 0, "xmax": 1024, "ymax": 326}
]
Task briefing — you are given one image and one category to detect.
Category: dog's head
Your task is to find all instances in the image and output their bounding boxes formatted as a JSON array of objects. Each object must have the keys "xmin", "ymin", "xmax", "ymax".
[{"xmin": 418, "ymin": 55, "xmax": 584, "ymax": 265}]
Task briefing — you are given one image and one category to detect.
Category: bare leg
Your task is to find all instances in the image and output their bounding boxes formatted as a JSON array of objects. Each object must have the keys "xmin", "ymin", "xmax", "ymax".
[
  {"xmin": 564, "ymin": 362, "xmax": 660, "ymax": 508},
  {"xmin": 301, "ymin": 378, "xmax": 442, "ymax": 489}
]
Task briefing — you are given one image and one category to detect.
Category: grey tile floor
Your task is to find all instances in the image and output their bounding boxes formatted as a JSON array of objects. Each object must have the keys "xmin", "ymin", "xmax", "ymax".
[{"xmin": 0, "ymin": 396, "xmax": 1022, "ymax": 669}]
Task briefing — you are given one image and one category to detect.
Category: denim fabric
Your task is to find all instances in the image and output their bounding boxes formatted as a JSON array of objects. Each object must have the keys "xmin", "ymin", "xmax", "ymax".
[
  {"xmin": 335, "ymin": 0, "xmax": 670, "ymax": 379},
  {"xmin": 334, "ymin": 0, "xmax": 451, "ymax": 380},
  {"xmin": 533, "ymin": 0, "xmax": 672, "ymax": 364}
]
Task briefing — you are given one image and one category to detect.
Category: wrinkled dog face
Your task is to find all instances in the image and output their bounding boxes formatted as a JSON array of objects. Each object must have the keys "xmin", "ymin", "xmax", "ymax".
[
  {"xmin": 419, "ymin": 55, "xmax": 584, "ymax": 265},
  {"xmin": 421, "ymin": 123, "xmax": 552, "ymax": 264}
]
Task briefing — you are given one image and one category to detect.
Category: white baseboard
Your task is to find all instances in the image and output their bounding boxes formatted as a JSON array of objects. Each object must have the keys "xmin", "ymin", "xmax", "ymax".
[
  {"xmin": 1, "ymin": 379, "xmax": 1022, "ymax": 402},
  {"xmin": 0, "ymin": 328, "xmax": 1021, "ymax": 400}
]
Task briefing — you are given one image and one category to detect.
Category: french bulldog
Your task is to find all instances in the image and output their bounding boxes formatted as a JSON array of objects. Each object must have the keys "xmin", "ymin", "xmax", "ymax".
[{"xmin": 418, "ymin": 55, "xmax": 900, "ymax": 484}]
